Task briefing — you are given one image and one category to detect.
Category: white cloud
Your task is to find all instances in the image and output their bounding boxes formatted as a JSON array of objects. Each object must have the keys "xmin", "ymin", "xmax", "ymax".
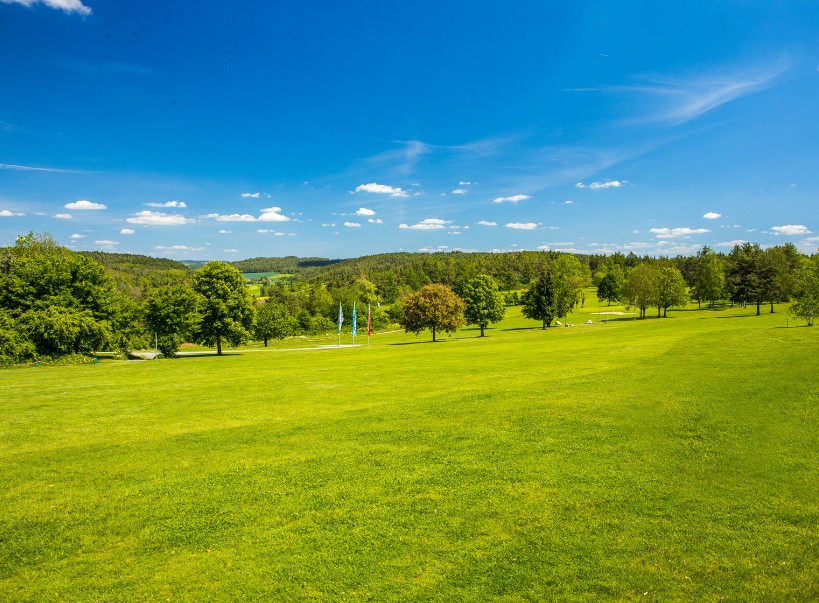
[
  {"xmin": 223, "ymin": 249, "xmax": 239, "ymax": 253},
  {"xmin": 204, "ymin": 213, "xmax": 256, "ymax": 222},
  {"xmin": 69, "ymin": 233, "xmax": 86, "ymax": 239},
  {"xmin": 54, "ymin": 213, "xmax": 72, "ymax": 219},
  {"xmin": 95, "ymin": 240, "xmax": 118, "ymax": 245},
  {"xmin": 119, "ymin": 228, "xmax": 135, "ymax": 235},
  {"xmin": 218, "ymin": 229, "xmax": 231, "ymax": 234},
  {"xmin": 564, "ymin": 200, "xmax": 574, "ymax": 205},
  {"xmin": 146, "ymin": 201, "xmax": 187, "ymax": 208},
  {"xmin": 65, "ymin": 200, "xmax": 106, "ymax": 210},
  {"xmin": 355, "ymin": 207, "xmax": 376, "ymax": 216},
  {"xmin": 770, "ymin": 224, "xmax": 811, "ymax": 236},
  {"xmin": 257, "ymin": 229, "xmax": 284, "ymax": 235},
  {"xmin": 344, "ymin": 221, "xmax": 361, "ymax": 228},
  {"xmin": 258, "ymin": 207, "xmax": 291, "ymax": 222},
  {"xmin": 368, "ymin": 218, "xmax": 383, "ymax": 224},
  {"xmin": 2, "ymin": 0, "xmax": 92, "ymax": 15},
  {"xmin": 477, "ymin": 221, "xmax": 497, "ymax": 227},
  {"xmin": 127, "ymin": 210, "xmax": 195, "ymax": 226},
  {"xmin": 355, "ymin": 183, "xmax": 409, "ymax": 198},
  {"xmin": 399, "ymin": 218, "xmax": 451, "ymax": 230},
  {"xmin": 703, "ymin": 211, "xmax": 722, "ymax": 219},
  {"xmin": 493, "ymin": 194, "xmax": 531, "ymax": 204},
  {"xmin": 155, "ymin": 245, "xmax": 203, "ymax": 252},
  {"xmin": 506, "ymin": 222, "xmax": 538, "ymax": 230},
  {"xmin": 575, "ymin": 180, "xmax": 625, "ymax": 189},
  {"xmin": 459, "ymin": 181, "xmax": 472, "ymax": 185},
  {"xmin": 0, "ymin": 209, "xmax": 25, "ymax": 217},
  {"xmin": 321, "ymin": 223, "xmax": 336, "ymax": 228},
  {"xmin": 452, "ymin": 188, "xmax": 468, "ymax": 195},
  {"xmin": 716, "ymin": 239, "xmax": 748, "ymax": 248},
  {"xmin": 241, "ymin": 192, "xmax": 261, "ymax": 198},
  {"xmin": 650, "ymin": 227, "xmax": 710, "ymax": 239}
]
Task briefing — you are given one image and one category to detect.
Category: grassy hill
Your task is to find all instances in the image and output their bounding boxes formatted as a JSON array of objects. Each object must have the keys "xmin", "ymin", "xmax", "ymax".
[{"xmin": 2, "ymin": 301, "xmax": 817, "ymax": 600}]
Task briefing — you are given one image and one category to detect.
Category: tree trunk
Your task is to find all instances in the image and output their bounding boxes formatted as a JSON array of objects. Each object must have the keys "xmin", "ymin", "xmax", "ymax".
[
  {"xmin": 480, "ymin": 324, "xmax": 485, "ymax": 337},
  {"xmin": 216, "ymin": 332, "xmax": 222, "ymax": 355},
  {"xmin": 663, "ymin": 307, "xmax": 668, "ymax": 318},
  {"xmin": 263, "ymin": 337, "xmax": 268, "ymax": 347},
  {"xmin": 756, "ymin": 302, "xmax": 761, "ymax": 316},
  {"xmin": 542, "ymin": 319, "xmax": 547, "ymax": 329},
  {"xmin": 657, "ymin": 306, "xmax": 661, "ymax": 318},
  {"xmin": 770, "ymin": 301, "xmax": 774, "ymax": 313},
  {"xmin": 432, "ymin": 325, "xmax": 437, "ymax": 342}
]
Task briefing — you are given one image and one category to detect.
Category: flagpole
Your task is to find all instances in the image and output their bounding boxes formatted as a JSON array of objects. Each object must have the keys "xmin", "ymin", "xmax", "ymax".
[
  {"xmin": 351, "ymin": 302, "xmax": 357, "ymax": 349},
  {"xmin": 367, "ymin": 303, "xmax": 371, "ymax": 348},
  {"xmin": 337, "ymin": 302, "xmax": 343, "ymax": 348}
]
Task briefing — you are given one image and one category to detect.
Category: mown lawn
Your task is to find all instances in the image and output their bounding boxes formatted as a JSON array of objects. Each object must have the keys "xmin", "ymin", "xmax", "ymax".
[{"xmin": 1, "ymin": 303, "xmax": 817, "ymax": 601}]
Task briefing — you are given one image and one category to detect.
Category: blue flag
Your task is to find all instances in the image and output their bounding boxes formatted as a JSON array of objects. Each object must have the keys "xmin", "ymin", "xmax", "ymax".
[
  {"xmin": 351, "ymin": 302, "xmax": 357, "ymax": 338},
  {"xmin": 337, "ymin": 302, "xmax": 344, "ymax": 333}
]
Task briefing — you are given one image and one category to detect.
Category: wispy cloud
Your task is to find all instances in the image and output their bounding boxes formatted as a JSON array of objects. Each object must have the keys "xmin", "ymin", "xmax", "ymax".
[
  {"xmin": 572, "ymin": 60, "xmax": 789, "ymax": 125},
  {"xmin": 344, "ymin": 222, "xmax": 361, "ymax": 228},
  {"xmin": 506, "ymin": 222, "xmax": 538, "ymax": 230},
  {"xmin": 0, "ymin": 162, "xmax": 86, "ymax": 174},
  {"xmin": 241, "ymin": 192, "xmax": 261, "ymax": 198},
  {"xmin": 494, "ymin": 194, "xmax": 531, "ymax": 204},
  {"xmin": 477, "ymin": 220, "xmax": 497, "ymax": 227},
  {"xmin": 650, "ymin": 227, "xmax": 710, "ymax": 239},
  {"xmin": 1, "ymin": 0, "xmax": 91, "ymax": 16},
  {"xmin": 146, "ymin": 201, "xmax": 186, "ymax": 208},
  {"xmin": 58, "ymin": 60, "xmax": 163, "ymax": 76},
  {"xmin": 576, "ymin": 180, "xmax": 625, "ymax": 190},
  {"xmin": 0, "ymin": 209, "xmax": 25, "ymax": 217},
  {"xmin": 54, "ymin": 213, "xmax": 72, "ymax": 219}
]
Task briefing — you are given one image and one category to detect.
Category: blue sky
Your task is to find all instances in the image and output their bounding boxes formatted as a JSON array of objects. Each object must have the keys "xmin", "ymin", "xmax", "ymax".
[{"xmin": 1, "ymin": 1, "xmax": 818, "ymax": 260}]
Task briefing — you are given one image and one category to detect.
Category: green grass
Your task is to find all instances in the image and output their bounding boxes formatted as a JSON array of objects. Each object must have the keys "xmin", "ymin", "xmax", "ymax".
[{"xmin": 2, "ymin": 302, "xmax": 818, "ymax": 601}]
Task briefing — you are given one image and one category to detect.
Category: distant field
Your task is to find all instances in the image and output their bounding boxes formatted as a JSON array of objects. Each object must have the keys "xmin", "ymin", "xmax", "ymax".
[
  {"xmin": 241, "ymin": 271, "xmax": 292, "ymax": 281},
  {"xmin": 2, "ymin": 301, "xmax": 818, "ymax": 601}
]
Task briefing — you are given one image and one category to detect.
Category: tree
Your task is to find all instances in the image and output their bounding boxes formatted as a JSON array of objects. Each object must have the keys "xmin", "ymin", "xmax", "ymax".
[
  {"xmin": 655, "ymin": 263, "xmax": 689, "ymax": 317},
  {"xmin": 462, "ymin": 275, "xmax": 506, "ymax": 336},
  {"xmin": 0, "ymin": 233, "xmax": 120, "ymax": 357},
  {"xmin": 143, "ymin": 284, "xmax": 200, "ymax": 357},
  {"xmin": 789, "ymin": 256, "xmax": 819, "ymax": 326},
  {"xmin": 727, "ymin": 243, "xmax": 777, "ymax": 315},
  {"xmin": 254, "ymin": 300, "xmax": 297, "ymax": 345},
  {"xmin": 692, "ymin": 248, "xmax": 725, "ymax": 308},
  {"xmin": 191, "ymin": 261, "xmax": 255, "ymax": 355},
  {"xmin": 621, "ymin": 263, "xmax": 658, "ymax": 319},
  {"xmin": 597, "ymin": 270, "xmax": 623, "ymax": 305},
  {"xmin": 399, "ymin": 283, "xmax": 465, "ymax": 342},
  {"xmin": 521, "ymin": 263, "xmax": 576, "ymax": 329}
]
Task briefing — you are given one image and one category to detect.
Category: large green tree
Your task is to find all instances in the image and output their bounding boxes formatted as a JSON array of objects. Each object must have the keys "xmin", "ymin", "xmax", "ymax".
[
  {"xmin": 622, "ymin": 263, "xmax": 659, "ymax": 319},
  {"xmin": 191, "ymin": 261, "xmax": 255, "ymax": 355},
  {"xmin": 521, "ymin": 263, "xmax": 576, "ymax": 329},
  {"xmin": 655, "ymin": 263, "xmax": 689, "ymax": 317},
  {"xmin": 0, "ymin": 233, "xmax": 121, "ymax": 358},
  {"xmin": 462, "ymin": 274, "xmax": 506, "ymax": 336},
  {"xmin": 789, "ymin": 256, "xmax": 819, "ymax": 326},
  {"xmin": 143, "ymin": 284, "xmax": 201, "ymax": 357},
  {"xmin": 399, "ymin": 283, "xmax": 465, "ymax": 342},
  {"xmin": 254, "ymin": 300, "xmax": 297, "ymax": 346}
]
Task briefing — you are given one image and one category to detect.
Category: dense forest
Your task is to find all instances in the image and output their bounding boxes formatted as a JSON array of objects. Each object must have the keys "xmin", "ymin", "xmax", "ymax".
[{"xmin": 2, "ymin": 233, "xmax": 817, "ymax": 364}]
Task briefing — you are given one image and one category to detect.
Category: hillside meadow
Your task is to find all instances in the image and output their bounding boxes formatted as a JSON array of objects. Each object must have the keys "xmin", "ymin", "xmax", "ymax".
[{"xmin": 1, "ymin": 301, "xmax": 818, "ymax": 601}]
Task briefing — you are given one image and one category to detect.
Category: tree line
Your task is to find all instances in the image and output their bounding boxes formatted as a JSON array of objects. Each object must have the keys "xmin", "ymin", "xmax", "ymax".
[{"xmin": 2, "ymin": 233, "xmax": 817, "ymax": 363}]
